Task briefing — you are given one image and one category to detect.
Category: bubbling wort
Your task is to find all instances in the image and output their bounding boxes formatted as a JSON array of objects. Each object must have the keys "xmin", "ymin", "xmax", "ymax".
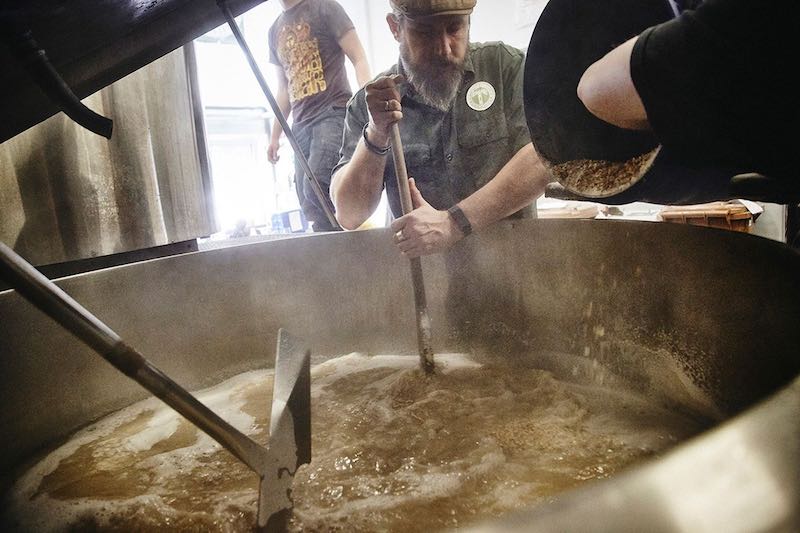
[{"xmin": 4, "ymin": 352, "xmax": 709, "ymax": 532}]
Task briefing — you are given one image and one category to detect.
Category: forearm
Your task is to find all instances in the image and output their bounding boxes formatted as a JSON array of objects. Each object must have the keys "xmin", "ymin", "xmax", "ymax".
[
  {"xmin": 339, "ymin": 29, "xmax": 372, "ymax": 88},
  {"xmin": 457, "ymin": 143, "xmax": 551, "ymax": 230},
  {"xmin": 353, "ymin": 58, "xmax": 372, "ymax": 88},
  {"xmin": 577, "ymin": 36, "xmax": 650, "ymax": 130},
  {"xmin": 331, "ymin": 130, "xmax": 388, "ymax": 229},
  {"xmin": 271, "ymin": 83, "xmax": 292, "ymax": 142},
  {"xmin": 270, "ymin": 118, "xmax": 284, "ymax": 144},
  {"xmin": 334, "ymin": 74, "xmax": 403, "ymax": 230}
]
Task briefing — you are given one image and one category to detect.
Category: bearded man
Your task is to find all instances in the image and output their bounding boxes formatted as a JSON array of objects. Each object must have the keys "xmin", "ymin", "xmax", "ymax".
[{"xmin": 330, "ymin": 0, "xmax": 552, "ymax": 257}]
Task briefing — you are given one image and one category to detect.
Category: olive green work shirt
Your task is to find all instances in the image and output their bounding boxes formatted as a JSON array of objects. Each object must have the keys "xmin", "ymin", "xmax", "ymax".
[{"xmin": 333, "ymin": 41, "xmax": 532, "ymax": 218}]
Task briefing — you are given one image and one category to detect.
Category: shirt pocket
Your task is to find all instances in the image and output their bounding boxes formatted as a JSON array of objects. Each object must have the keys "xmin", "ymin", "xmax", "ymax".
[
  {"xmin": 396, "ymin": 142, "xmax": 449, "ymax": 206},
  {"xmin": 401, "ymin": 143, "xmax": 433, "ymax": 179},
  {"xmin": 457, "ymin": 107, "xmax": 509, "ymax": 149}
]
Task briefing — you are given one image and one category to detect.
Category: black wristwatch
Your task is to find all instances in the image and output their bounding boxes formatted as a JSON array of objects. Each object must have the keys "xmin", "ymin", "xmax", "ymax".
[
  {"xmin": 447, "ymin": 204, "xmax": 472, "ymax": 236},
  {"xmin": 362, "ymin": 123, "xmax": 390, "ymax": 156}
]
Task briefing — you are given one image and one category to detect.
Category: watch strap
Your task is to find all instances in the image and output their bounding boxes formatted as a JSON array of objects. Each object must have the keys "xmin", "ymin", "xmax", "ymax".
[{"xmin": 447, "ymin": 204, "xmax": 472, "ymax": 236}]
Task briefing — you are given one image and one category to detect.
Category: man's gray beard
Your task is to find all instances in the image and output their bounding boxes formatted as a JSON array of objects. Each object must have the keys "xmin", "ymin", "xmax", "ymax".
[{"xmin": 400, "ymin": 44, "xmax": 466, "ymax": 112}]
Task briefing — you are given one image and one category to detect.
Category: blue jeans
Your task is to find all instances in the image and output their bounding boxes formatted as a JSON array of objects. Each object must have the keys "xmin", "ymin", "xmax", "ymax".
[{"xmin": 292, "ymin": 107, "xmax": 346, "ymax": 232}]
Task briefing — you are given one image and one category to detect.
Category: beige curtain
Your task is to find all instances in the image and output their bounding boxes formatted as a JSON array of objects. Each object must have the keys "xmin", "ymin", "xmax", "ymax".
[{"xmin": 0, "ymin": 45, "xmax": 215, "ymax": 266}]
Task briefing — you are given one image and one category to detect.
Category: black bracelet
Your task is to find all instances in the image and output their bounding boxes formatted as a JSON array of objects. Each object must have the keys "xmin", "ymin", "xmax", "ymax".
[
  {"xmin": 362, "ymin": 123, "xmax": 390, "ymax": 156},
  {"xmin": 447, "ymin": 204, "xmax": 472, "ymax": 236}
]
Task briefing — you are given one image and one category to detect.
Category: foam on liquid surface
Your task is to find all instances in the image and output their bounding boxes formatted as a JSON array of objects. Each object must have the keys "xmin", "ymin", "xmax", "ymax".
[{"xmin": 4, "ymin": 353, "xmax": 709, "ymax": 532}]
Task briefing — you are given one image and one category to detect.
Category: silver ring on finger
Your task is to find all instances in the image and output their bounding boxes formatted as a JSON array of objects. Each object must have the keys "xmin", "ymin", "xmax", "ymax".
[{"xmin": 384, "ymin": 100, "xmax": 391, "ymax": 112}]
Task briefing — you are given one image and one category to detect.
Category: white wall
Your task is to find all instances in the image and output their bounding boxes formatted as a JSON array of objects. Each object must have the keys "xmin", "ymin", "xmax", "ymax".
[
  {"xmin": 342, "ymin": 0, "xmax": 549, "ymax": 77},
  {"xmin": 195, "ymin": 3, "xmax": 285, "ymax": 108},
  {"xmin": 471, "ymin": 0, "xmax": 548, "ymax": 49}
]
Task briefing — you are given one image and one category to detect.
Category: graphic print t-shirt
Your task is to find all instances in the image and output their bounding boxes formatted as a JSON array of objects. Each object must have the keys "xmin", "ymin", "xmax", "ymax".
[{"xmin": 268, "ymin": 0, "xmax": 355, "ymax": 126}]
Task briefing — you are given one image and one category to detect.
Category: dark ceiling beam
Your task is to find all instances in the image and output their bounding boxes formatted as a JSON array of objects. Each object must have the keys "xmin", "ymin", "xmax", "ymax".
[{"xmin": 0, "ymin": 0, "xmax": 267, "ymax": 143}]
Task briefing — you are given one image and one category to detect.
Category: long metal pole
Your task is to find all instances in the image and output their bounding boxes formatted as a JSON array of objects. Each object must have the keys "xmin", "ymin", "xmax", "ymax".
[
  {"xmin": 0, "ymin": 241, "xmax": 269, "ymax": 476},
  {"xmin": 390, "ymin": 123, "xmax": 436, "ymax": 374},
  {"xmin": 217, "ymin": 0, "xmax": 340, "ymax": 230}
]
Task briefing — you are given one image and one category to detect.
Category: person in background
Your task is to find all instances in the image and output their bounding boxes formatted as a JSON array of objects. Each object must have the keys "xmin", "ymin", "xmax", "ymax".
[
  {"xmin": 330, "ymin": 0, "xmax": 552, "ymax": 257},
  {"xmin": 268, "ymin": 0, "xmax": 372, "ymax": 231},
  {"xmin": 576, "ymin": 0, "xmax": 795, "ymax": 183}
]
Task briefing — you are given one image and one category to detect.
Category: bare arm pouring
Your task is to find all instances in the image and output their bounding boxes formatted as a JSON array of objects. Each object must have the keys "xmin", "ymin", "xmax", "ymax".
[{"xmin": 577, "ymin": 36, "xmax": 650, "ymax": 131}]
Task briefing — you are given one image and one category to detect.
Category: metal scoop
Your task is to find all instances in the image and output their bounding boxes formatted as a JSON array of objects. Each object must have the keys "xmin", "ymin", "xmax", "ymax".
[
  {"xmin": 0, "ymin": 241, "xmax": 310, "ymax": 532},
  {"xmin": 523, "ymin": 0, "xmax": 736, "ymax": 205}
]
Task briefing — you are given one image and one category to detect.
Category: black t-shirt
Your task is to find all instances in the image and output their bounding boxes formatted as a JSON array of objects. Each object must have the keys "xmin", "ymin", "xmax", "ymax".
[{"xmin": 630, "ymin": 0, "xmax": 798, "ymax": 180}]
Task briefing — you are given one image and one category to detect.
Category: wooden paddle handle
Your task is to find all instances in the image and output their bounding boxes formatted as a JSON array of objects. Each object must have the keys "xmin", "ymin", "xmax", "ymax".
[
  {"xmin": 390, "ymin": 123, "xmax": 414, "ymax": 215},
  {"xmin": 389, "ymin": 123, "xmax": 436, "ymax": 374}
]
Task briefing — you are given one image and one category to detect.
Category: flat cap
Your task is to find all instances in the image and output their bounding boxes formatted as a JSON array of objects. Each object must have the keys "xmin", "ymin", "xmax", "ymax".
[{"xmin": 390, "ymin": 0, "xmax": 476, "ymax": 17}]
